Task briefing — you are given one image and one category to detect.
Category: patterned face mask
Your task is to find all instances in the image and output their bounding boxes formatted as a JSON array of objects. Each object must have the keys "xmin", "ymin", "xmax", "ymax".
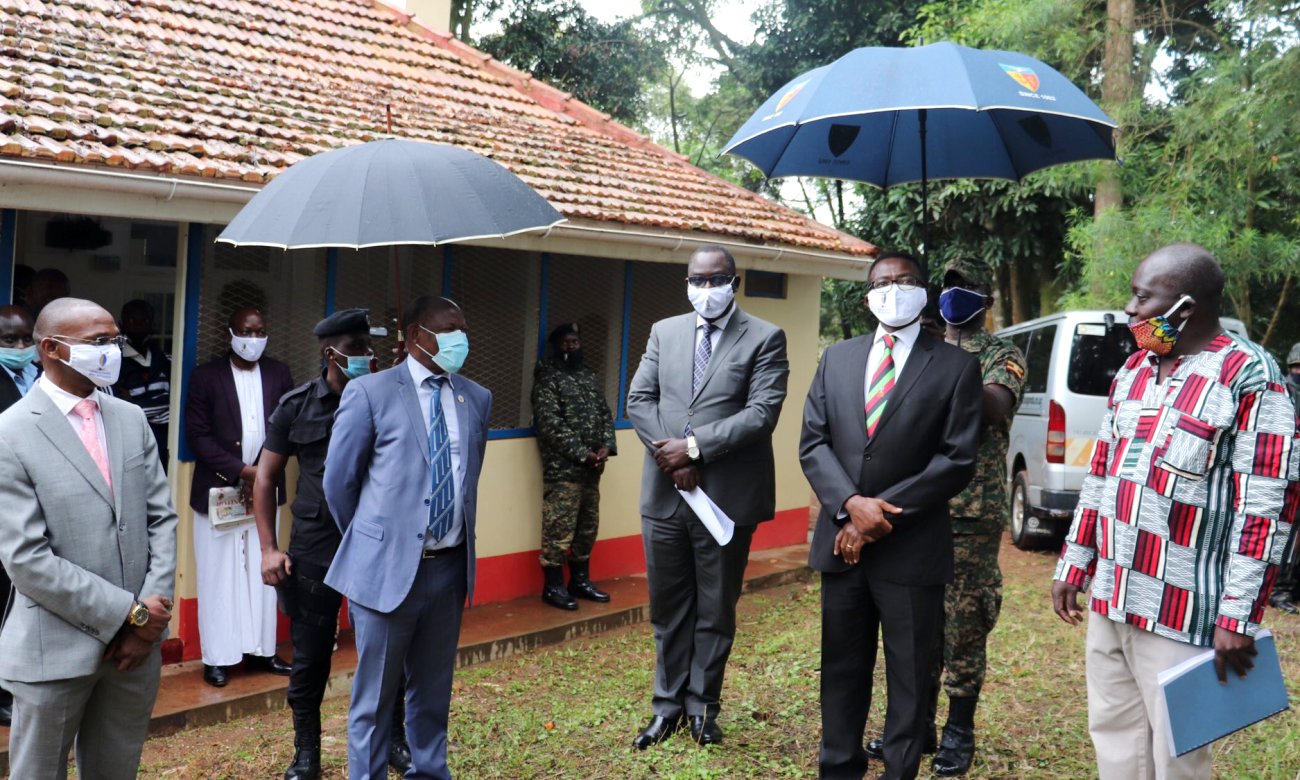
[{"xmin": 1128, "ymin": 294, "xmax": 1192, "ymax": 356}]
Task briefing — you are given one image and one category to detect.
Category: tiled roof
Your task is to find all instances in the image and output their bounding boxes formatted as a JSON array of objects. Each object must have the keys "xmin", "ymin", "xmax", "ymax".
[{"xmin": 0, "ymin": 0, "xmax": 875, "ymax": 257}]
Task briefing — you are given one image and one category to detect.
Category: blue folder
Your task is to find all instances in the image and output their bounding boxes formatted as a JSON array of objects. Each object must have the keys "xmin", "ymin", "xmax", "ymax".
[{"xmin": 1158, "ymin": 629, "xmax": 1289, "ymax": 757}]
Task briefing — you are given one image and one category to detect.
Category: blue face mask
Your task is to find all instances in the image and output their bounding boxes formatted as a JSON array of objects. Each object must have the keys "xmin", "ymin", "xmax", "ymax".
[
  {"xmin": 0, "ymin": 345, "xmax": 36, "ymax": 371},
  {"xmin": 328, "ymin": 348, "xmax": 373, "ymax": 380},
  {"xmin": 939, "ymin": 287, "xmax": 987, "ymax": 326},
  {"xmin": 417, "ymin": 326, "xmax": 470, "ymax": 374}
]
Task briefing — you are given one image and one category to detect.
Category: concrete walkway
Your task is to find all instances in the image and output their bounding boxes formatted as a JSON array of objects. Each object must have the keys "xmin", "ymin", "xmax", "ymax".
[{"xmin": 0, "ymin": 543, "xmax": 812, "ymax": 773}]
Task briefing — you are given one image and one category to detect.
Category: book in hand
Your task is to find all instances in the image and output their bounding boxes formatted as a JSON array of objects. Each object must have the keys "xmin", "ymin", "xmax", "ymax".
[
  {"xmin": 1158, "ymin": 628, "xmax": 1289, "ymax": 757},
  {"xmin": 208, "ymin": 485, "xmax": 255, "ymax": 530}
]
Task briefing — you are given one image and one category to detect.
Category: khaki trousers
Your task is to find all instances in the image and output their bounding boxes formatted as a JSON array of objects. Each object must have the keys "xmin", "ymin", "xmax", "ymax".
[{"xmin": 1086, "ymin": 612, "xmax": 1212, "ymax": 780}]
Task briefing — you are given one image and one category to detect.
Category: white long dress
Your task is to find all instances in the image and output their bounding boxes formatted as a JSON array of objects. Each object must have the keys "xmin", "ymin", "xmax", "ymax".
[{"xmin": 192, "ymin": 361, "xmax": 279, "ymax": 667}]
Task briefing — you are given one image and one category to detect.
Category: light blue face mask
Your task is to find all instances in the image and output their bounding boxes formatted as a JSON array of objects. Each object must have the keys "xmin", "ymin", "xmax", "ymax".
[
  {"xmin": 328, "ymin": 348, "xmax": 373, "ymax": 380},
  {"xmin": 0, "ymin": 345, "xmax": 36, "ymax": 372},
  {"xmin": 417, "ymin": 326, "xmax": 469, "ymax": 374}
]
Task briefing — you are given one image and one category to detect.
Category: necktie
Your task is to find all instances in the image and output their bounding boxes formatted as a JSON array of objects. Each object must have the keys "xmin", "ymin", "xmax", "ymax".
[
  {"xmin": 73, "ymin": 398, "xmax": 112, "ymax": 489},
  {"xmin": 693, "ymin": 322, "xmax": 715, "ymax": 394},
  {"xmin": 864, "ymin": 334, "xmax": 896, "ymax": 438},
  {"xmin": 426, "ymin": 376, "xmax": 455, "ymax": 543}
]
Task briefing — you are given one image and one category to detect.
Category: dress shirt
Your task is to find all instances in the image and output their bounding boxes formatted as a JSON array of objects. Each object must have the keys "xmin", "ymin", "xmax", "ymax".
[
  {"xmin": 229, "ymin": 361, "xmax": 266, "ymax": 466},
  {"xmin": 693, "ymin": 305, "xmax": 735, "ymax": 356},
  {"xmin": 7, "ymin": 362, "xmax": 37, "ymax": 396},
  {"xmin": 863, "ymin": 319, "xmax": 921, "ymax": 407},
  {"xmin": 406, "ymin": 356, "xmax": 464, "ymax": 551},
  {"xmin": 39, "ymin": 374, "xmax": 109, "ymax": 466},
  {"xmin": 1055, "ymin": 334, "xmax": 1297, "ymax": 646}
]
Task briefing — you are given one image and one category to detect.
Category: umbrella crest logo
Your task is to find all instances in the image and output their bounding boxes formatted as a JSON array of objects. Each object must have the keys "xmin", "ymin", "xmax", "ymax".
[
  {"xmin": 827, "ymin": 124, "xmax": 860, "ymax": 158},
  {"xmin": 1000, "ymin": 64, "xmax": 1040, "ymax": 92},
  {"xmin": 769, "ymin": 80, "xmax": 808, "ymax": 118}
]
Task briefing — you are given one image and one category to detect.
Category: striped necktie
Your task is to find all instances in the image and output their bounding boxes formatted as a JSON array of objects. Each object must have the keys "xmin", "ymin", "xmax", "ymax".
[
  {"xmin": 692, "ymin": 322, "xmax": 715, "ymax": 394},
  {"xmin": 865, "ymin": 333, "xmax": 896, "ymax": 438},
  {"xmin": 426, "ymin": 375, "xmax": 455, "ymax": 543}
]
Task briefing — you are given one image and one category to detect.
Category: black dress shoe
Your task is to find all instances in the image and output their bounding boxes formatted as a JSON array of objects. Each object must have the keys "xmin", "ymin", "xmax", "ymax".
[
  {"xmin": 247, "ymin": 654, "xmax": 293, "ymax": 675},
  {"xmin": 632, "ymin": 714, "xmax": 682, "ymax": 750},
  {"xmin": 283, "ymin": 747, "xmax": 321, "ymax": 780},
  {"xmin": 932, "ymin": 724, "xmax": 976, "ymax": 777},
  {"xmin": 865, "ymin": 729, "xmax": 938, "ymax": 760},
  {"xmin": 203, "ymin": 664, "xmax": 229, "ymax": 687},
  {"xmin": 688, "ymin": 715, "xmax": 723, "ymax": 745},
  {"xmin": 388, "ymin": 737, "xmax": 412, "ymax": 773},
  {"xmin": 568, "ymin": 577, "xmax": 611, "ymax": 603},
  {"xmin": 542, "ymin": 583, "xmax": 578, "ymax": 610}
]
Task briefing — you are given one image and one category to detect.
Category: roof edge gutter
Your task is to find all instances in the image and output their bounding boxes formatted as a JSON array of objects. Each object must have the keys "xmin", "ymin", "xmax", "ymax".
[
  {"xmin": 0, "ymin": 158, "xmax": 259, "ymax": 207},
  {"xmin": 536, "ymin": 221, "xmax": 873, "ymax": 280}
]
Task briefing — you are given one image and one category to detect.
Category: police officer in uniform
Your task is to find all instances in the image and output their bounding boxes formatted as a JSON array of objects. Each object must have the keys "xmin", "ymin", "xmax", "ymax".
[
  {"xmin": 251, "ymin": 309, "xmax": 410, "ymax": 780},
  {"xmin": 1271, "ymin": 342, "xmax": 1300, "ymax": 613},
  {"xmin": 866, "ymin": 257, "xmax": 1025, "ymax": 776},
  {"xmin": 531, "ymin": 322, "xmax": 617, "ymax": 609}
]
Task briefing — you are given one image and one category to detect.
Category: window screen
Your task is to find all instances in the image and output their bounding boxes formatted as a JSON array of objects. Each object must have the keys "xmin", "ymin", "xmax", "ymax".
[
  {"xmin": 623, "ymin": 261, "xmax": 689, "ymax": 417},
  {"xmin": 448, "ymin": 246, "xmax": 540, "ymax": 430},
  {"xmin": 545, "ymin": 254, "xmax": 625, "ymax": 409},
  {"xmin": 197, "ymin": 228, "xmax": 327, "ymax": 387},
  {"xmin": 333, "ymin": 245, "xmax": 443, "ymax": 366}
]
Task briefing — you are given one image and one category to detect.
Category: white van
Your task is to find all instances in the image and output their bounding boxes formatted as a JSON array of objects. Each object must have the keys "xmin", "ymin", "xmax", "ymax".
[{"xmin": 996, "ymin": 310, "xmax": 1248, "ymax": 550}]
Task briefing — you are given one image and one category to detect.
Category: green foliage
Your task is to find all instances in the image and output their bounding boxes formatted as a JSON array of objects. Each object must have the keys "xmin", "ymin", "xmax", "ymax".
[{"xmin": 476, "ymin": 0, "xmax": 669, "ymax": 125}]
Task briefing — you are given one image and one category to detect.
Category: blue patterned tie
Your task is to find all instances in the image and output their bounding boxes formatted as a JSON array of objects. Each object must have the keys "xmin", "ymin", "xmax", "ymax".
[
  {"xmin": 692, "ymin": 322, "xmax": 714, "ymax": 395},
  {"xmin": 426, "ymin": 376, "xmax": 455, "ymax": 543}
]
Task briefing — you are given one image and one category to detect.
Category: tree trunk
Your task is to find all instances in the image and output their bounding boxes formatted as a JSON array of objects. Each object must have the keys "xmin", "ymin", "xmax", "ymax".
[
  {"xmin": 1008, "ymin": 258, "xmax": 1026, "ymax": 325},
  {"xmin": 1260, "ymin": 273, "xmax": 1292, "ymax": 348},
  {"xmin": 1095, "ymin": 0, "xmax": 1135, "ymax": 217}
]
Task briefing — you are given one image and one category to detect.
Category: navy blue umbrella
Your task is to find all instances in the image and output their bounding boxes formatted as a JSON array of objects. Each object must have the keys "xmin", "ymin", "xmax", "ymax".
[
  {"xmin": 723, "ymin": 42, "xmax": 1116, "ymax": 258},
  {"xmin": 217, "ymin": 138, "xmax": 564, "ymax": 249}
]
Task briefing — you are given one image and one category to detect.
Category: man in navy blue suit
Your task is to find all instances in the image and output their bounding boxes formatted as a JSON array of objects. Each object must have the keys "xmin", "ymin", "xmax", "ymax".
[{"xmin": 324, "ymin": 295, "xmax": 491, "ymax": 780}]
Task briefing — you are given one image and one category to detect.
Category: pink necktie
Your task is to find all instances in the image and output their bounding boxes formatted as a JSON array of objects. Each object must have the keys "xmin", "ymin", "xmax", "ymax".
[{"xmin": 73, "ymin": 398, "xmax": 112, "ymax": 490}]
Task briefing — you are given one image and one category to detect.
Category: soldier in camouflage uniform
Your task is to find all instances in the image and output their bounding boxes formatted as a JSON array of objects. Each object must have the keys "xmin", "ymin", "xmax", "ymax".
[
  {"xmin": 532, "ymin": 322, "xmax": 618, "ymax": 610},
  {"xmin": 867, "ymin": 257, "xmax": 1027, "ymax": 775}
]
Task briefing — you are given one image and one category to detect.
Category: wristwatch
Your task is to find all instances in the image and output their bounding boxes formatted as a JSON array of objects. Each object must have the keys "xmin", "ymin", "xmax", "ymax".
[
  {"xmin": 686, "ymin": 434, "xmax": 700, "ymax": 461},
  {"xmin": 127, "ymin": 601, "xmax": 150, "ymax": 628}
]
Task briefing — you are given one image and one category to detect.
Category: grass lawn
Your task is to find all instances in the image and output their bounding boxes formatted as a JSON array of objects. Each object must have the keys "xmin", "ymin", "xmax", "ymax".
[{"xmin": 137, "ymin": 540, "xmax": 1300, "ymax": 778}]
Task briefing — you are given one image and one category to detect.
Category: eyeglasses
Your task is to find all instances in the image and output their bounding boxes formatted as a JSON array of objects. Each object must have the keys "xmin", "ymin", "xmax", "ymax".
[
  {"xmin": 868, "ymin": 277, "xmax": 925, "ymax": 292},
  {"xmin": 686, "ymin": 274, "xmax": 737, "ymax": 288},
  {"xmin": 52, "ymin": 334, "xmax": 128, "ymax": 349}
]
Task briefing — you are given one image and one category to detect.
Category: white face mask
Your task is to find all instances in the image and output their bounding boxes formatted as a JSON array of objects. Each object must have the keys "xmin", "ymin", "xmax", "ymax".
[
  {"xmin": 56, "ymin": 341, "xmax": 122, "ymax": 388},
  {"xmin": 230, "ymin": 329, "xmax": 268, "ymax": 362},
  {"xmin": 867, "ymin": 284, "xmax": 928, "ymax": 328},
  {"xmin": 687, "ymin": 283, "xmax": 735, "ymax": 320}
]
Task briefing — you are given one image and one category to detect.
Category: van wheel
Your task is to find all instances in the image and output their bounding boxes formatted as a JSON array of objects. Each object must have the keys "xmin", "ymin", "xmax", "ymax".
[{"xmin": 1009, "ymin": 471, "xmax": 1035, "ymax": 550}]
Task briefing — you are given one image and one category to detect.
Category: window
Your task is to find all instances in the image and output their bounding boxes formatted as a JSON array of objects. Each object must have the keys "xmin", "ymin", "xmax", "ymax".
[
  {"xmin": 1068, "ymin": 322, "xmax": 1137, "ymax": 397},
  {"xmin": 623, "ymin": 261, "xmax": 689, "ymax": 418},
  {"xmin": 1024, "ymin": 325, "xmax": 1056, "ymax": 395},
  {"xmin": 745, "ymin": 270, "xmax": 787, "ymax": 299}
]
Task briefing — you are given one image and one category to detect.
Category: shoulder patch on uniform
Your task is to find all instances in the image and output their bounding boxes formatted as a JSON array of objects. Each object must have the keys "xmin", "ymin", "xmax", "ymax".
[{"xmin": 1005, "ymin": 360, "xmax": 1025, "ymax": 379}]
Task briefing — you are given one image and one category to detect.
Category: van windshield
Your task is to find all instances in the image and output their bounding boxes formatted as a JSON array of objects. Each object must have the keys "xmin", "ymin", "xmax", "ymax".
[{"xmin": 1068, "ymin": 323, "xmax": 1138, "ymax": 396}]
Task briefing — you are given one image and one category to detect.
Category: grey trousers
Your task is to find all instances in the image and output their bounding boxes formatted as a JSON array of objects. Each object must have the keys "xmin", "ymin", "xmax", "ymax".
[
  {"xmin": 642, "ymin": 508, "xmax": 755, "ymax": 719},
  {"xmin": 4, "ymin": 647, "xmax": 162, "ymax": 780}
]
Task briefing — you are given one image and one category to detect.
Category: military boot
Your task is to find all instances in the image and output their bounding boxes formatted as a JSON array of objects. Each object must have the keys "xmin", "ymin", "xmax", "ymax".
[
  {"xmin": 932, "ymin": 695, "xmax": 978, "ymax": 777},
  {"xmin": 542, "ymin": 565, "xmax": 577, "ymax": 610},
  {"xmin": 284, "ymin": 711, "xmax": 321, "ymax": 780},
  {"xmin": 568, "ymin": 560, "xmax": 610, "ymax": 602}
]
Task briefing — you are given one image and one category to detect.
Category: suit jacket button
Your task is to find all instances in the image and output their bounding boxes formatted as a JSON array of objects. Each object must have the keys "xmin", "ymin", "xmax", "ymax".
[
  {"xmin": 864, "ymin": 454, "xmax": 872, "ymax": 461},
  {"xmin": 118, "ymin": 523, "xmax": 126, "ymax": 531},
  {"xmin": 424, "ymin": 498, "xmax": 431, "ymax": 506},
  {"xmin": 417, "ymin": 533, "xmax": 424, "ymax": 540},
  {"xmin": 688, "ymin": 410, "xmax": 694, "ymax": 416}
]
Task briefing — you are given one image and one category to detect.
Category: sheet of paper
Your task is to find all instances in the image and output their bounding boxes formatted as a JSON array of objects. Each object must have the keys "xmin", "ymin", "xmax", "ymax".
[{"xmin": 676, "ymin": 487, "xmax": 735, "ymax": 546}]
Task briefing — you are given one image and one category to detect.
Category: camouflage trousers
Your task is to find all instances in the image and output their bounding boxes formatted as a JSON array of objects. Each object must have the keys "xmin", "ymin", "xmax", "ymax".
[
  {"xmin": 930, "ymin": 531, "xmax": 1003, "ymax": 700},
  {"xmin": 539, "ymin": 476, "xmax": 601, "ymax": 568}
]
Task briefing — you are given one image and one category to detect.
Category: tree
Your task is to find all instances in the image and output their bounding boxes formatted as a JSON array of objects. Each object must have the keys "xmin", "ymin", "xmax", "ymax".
[{"xmin": 475, "ymin": 0, "xmax": 670, "ymax": 126}]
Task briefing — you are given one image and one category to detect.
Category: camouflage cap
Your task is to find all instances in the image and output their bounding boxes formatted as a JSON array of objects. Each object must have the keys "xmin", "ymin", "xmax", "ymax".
[
  {"xmin": 1287, "ymin": 342, "xmax": 1300, "ymax": 366},
  {"xmin": 943, "ymin": 257, "xmax": 994, "ymax": 291}
]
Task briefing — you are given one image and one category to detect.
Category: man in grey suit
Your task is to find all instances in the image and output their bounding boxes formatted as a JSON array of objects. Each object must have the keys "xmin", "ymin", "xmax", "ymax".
[
  {"xmin": 324, "ymin": 295, "xmax": 491, "ymax": 780},
  {"xmin": 0, "ymin": 297, "xmax": 178, "ymax": 779},
  {"xmin": 626, "ymin": 244, "xmax": 789, "ymax": 748}
]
